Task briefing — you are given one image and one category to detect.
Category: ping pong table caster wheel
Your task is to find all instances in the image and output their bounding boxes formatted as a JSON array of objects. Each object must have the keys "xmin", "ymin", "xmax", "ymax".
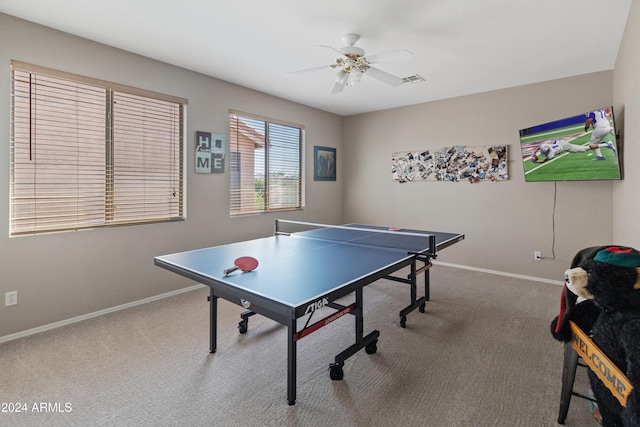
[
  {"xmin": 419, "ymin": 303, "xmax": 426, "ymax": 313},
  {"xmin": 238, "ymin": 319, "xmax": 248, "ymax": 334},
  {"xmin": 329, "ymin": 363, "xmax": 344, "ymax": 381},
  {"xmin": 400, "ymin": 315, "xmax": 407, "ymax": 328},
  {"xmin": 365, "ymin": 340, "xmax": 378, "ymax": 354}
]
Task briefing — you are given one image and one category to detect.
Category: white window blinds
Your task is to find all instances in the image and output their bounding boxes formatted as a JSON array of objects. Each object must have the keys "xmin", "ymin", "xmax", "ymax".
[
  {"xmin": 229, "ymin": 111, "xmax": 304, "ymax": 216},
  {"xmin": 10, "ymin": 61, "xmax": 186, "ymax": 236}
]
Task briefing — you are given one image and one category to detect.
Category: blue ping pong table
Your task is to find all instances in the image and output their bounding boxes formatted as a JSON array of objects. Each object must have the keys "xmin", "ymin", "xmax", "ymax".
[{"xmin": 154, "ymin": 220, "xmax": 464, "ymax": 405}]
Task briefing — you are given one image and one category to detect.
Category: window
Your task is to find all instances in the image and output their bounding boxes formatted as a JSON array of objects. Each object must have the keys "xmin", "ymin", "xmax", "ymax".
[
  {"xmin": 229, "ymin": 111, "xmax": 304, "ymax": 216},
  {"xmin": 10, "ymin": 61, "xmax": 186, "ymax": 236}
]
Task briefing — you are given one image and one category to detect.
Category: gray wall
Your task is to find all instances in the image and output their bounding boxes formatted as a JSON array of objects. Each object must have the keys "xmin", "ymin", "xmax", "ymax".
[
  {"xmin": 613, "ymin": 0, "xmax": 640, "ymax": 247},
  {"xmin": 342, "ymin": 72, "xmax": 618, "ymax": 281},
  {"xmin": 2, "ymin": 3, "xmax": 639, "ymax": 338},
  {"xmin": 0, "ymin": 14, "xmax": 344, "ymax": 337}
]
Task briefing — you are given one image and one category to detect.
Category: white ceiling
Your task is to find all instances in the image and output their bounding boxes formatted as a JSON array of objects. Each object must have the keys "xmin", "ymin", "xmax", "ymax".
[{"xmin": 0, "ymin": 0, "xmax": 633, "ymax": 116}]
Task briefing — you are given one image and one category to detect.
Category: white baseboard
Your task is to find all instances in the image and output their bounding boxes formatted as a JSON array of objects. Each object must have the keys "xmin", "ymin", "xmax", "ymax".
[
  {"xmin": 0, "ymin": 284, "xmax": 206, "ymax": 344},
  {"xmin": 433, "ymin": 260, "xmax": 564, "ymax": 286},
  {"xmin": 0, "ymin": 263, "xmax": 561, "ymax": 344}
]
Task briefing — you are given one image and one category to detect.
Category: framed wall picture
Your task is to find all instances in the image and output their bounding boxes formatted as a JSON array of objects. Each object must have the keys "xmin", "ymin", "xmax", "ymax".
[
  {"xmin": 314, "ymin": 146, "xmax": 336, "ymax": 181},
  {"xmin": 195, "ymin": 131, "xmax": 225, "ymax": 173}
]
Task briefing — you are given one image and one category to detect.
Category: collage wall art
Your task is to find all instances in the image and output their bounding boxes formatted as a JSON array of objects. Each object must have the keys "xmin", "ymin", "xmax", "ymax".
[{"xmin": 392, "ymin": 145, "xmax": 508, "ymax": 183}]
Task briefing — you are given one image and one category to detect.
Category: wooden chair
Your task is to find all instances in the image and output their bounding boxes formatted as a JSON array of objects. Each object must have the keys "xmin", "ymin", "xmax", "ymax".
[{"xmin": 557, "ymin": 341, "xmax": 596, "ymax": 424}]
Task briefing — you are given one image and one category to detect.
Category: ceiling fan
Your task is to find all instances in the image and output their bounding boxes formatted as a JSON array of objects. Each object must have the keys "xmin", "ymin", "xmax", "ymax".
[{"xmin": 286, "ymin": 34, "xmax": 414, "ymax": 94}]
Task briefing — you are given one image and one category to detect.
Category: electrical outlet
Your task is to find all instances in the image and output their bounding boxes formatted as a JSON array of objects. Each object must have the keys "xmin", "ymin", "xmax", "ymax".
[
  {"xmin": 5, "ymin": 291, "xmax": 17, "ymax": 306},
  {"xmin": 534, "ymin": 251, "xmax": 542, "ymax": 260}
]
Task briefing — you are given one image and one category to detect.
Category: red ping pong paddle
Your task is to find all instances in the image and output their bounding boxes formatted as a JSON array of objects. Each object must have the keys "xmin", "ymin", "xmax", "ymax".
[{"xmin": 224, "ymin": 256, "xmax": 259, "ymax": 276}]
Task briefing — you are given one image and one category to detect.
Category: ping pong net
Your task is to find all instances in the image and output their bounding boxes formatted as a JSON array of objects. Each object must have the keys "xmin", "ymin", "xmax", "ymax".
[{"xmin": 274, "ymin": 219, "xmax": 437, "ymax": 256}]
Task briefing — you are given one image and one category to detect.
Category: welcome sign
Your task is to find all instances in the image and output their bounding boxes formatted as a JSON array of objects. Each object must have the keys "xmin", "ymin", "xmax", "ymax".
[{"xmin": 570, "ymin": 321, "xmax": 632, "ymax": 407}]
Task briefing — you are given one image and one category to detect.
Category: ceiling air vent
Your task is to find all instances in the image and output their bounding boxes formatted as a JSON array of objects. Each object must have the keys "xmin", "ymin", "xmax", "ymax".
[{"xmin": 402, "ymin": 74, "xmax": 425, "ymax": 84}]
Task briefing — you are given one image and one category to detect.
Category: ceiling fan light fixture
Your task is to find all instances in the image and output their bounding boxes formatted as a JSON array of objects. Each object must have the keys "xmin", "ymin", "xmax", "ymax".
[
  {"xmin": 335, "ymin": 70, "xmax": 348, "ymax": 85},
  {"xmin": 288, "ymin": 32, "xmax": 412, "ymax": 94},
  {"xmin": 348, "ymin": 68, "xmax": 363, "ymax": 86}
]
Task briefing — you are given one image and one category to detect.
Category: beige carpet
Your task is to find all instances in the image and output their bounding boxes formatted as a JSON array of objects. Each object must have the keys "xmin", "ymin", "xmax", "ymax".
[{"xmin": 0, "ymin": 265, "xmax": 598, "ymax": 426}]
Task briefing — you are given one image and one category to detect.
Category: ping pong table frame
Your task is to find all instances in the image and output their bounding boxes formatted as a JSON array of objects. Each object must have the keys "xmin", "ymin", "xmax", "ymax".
[{"xmin": 155, "ymin": 225, "xmax": 463, "ymax": 405}]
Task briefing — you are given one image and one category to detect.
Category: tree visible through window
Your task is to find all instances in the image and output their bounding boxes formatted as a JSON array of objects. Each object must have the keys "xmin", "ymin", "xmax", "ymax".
[
  {"xmin": 229, "ymin": 112, "xmax": 304, "ymax": 215},
  {"xmin": 10, "ymin": 61, "xmax": 187, "ymax": 236}
]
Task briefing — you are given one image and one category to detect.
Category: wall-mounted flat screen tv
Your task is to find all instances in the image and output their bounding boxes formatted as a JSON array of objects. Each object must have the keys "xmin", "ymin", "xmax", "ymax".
[{"xmin": 519, "ymin": 106, "xmax": 621, "ymax": 182}]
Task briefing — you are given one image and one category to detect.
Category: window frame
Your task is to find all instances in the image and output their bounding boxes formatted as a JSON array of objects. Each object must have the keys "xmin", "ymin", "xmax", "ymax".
[
  {"xmin": 229, "ymin": 110, "xmax": 305, "ymax": 216},
  {"xmin": 9, "ymin": 61, "xmax": 188, "ymax": 236}
]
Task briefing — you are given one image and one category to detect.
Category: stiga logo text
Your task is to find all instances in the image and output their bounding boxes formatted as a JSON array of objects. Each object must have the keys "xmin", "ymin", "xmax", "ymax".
[{"xmin": 304, "ymin": 298, "xmax": 329, "ymax": 315}]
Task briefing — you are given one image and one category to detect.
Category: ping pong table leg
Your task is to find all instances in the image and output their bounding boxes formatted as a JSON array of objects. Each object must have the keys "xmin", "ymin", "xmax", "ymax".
[
  {"xmin": 329, "ymin": 288, "xmax": 379, "ymax": 381},
  {"xmin": 410, "ymin": 260, "xmax": 418, "ymax": 306},
  {"xmin": 287, "ymin": 318, "xmax": 297, "ymax": 405},
  {"xmin": 209, "ymin": 288, "xmax": 218, "ymax": 354},
  {"xmin": 423, "ymin": 260, "xmax": 431, "ymax": 301},
  {"xmin": 355, "ymin": 288, "xmax": 364, "ymax": 342},
  {"xmin": 396, "ymin": 257, "xmax": 432, "ymax": 327}
]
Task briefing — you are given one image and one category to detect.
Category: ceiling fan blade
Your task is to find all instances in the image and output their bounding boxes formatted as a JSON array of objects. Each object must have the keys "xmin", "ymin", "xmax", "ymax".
[
  {"xmin": 366, "ymin": 49, "xmax": 413, "ymax": 64},
  {"xmin": 285, "ymin": 64, "xmax": 333, "ymax": 76},
  {"xmin": 331, "ymin": 80, "xmax": 346, "ymax": 93},
  {"xmin": 318, "ymin": 45, "xmax": 347, "ymax": 56},
  {"xmin": 365, "ymin": 66, "xmax": 405, "ymax": 87}
]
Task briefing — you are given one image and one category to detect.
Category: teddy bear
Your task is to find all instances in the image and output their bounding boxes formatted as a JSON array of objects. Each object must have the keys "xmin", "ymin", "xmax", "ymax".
[{"xmin": 552, "ymin": 246, "xmax": 640, "ymax": 426}]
